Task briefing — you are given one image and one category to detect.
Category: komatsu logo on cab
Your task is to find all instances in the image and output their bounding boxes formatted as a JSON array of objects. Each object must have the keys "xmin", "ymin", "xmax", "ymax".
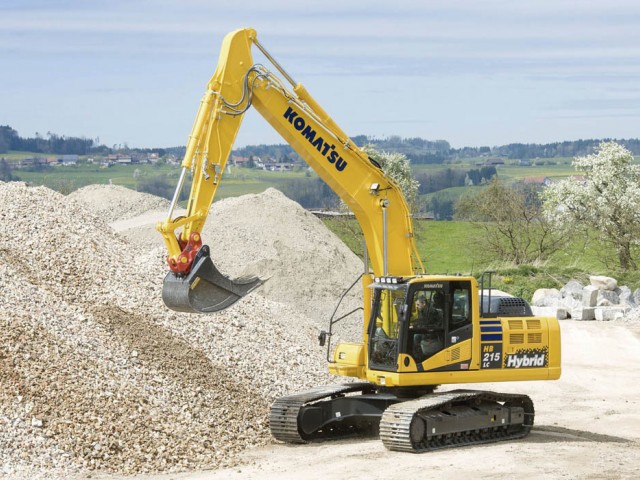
[
  {"xmin": 283, "ymin": 107, "xmax": 347, "ymax": 172},
  {"xmin": 505, "ymin": 353, "xmax": 546, "ymax": 368}
]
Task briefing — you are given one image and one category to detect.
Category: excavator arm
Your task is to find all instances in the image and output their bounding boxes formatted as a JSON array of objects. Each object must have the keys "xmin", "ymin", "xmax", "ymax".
[{"xmin": 157, "ymin": 28, "xmax": 424, "ymax": 313}]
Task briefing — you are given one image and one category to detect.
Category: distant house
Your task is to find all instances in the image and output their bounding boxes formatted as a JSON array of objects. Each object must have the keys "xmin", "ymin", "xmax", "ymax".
[
  {"xmin": 60, "ymin": 154, "xmax": 78, "ymax": 166},
  {"xmin": 269, "ymin": 162, "xmax": 294, "ymax": 172},
  {"xmin": 570, "ymin": 175, "xmax": 587, "ymax": 185},
  {"xmin": 518, "ymin": 160, "xmax": 532, "ymax": 166},
  {"xmin": 262, "ymin": 158, "xmax": 294, "ymax": 172},
  {"xmin": 17, "ymin": 157, "xmax": 36, "ymax": 168},
  {"xmin": 116, "ymin": 156, "xmax": 132, "ymax": 165},
  {"xmin": 484, "ymin": 158, "xmax": 505, "ymax": 166},
  {"xmin": 523, "ymin": 176, "xmax": 552, "ymax": 187},
  {"xmin": 232, "ymin": 155, "xmax": 251, "ymax": 167}
]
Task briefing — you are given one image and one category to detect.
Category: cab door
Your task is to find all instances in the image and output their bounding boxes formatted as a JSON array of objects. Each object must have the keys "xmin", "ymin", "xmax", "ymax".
[
  {"xmin": 406, "ymin": 280, "xmax": 473, "ymax": 372},
  {"xmin": 446, "ymin": 281, "xmax": 473, "ymax": 347},
  {"xmin": 439, "ymin": 280, "xmax": 473, "ymax": 371},
  {"xmin": 368, "ymin": 285, "xmax": 407, "ymax": 372}
]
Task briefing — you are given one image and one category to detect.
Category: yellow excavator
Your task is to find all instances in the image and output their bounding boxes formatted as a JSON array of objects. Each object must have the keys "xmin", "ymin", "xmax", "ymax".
[{"xmin": 157, "ymin": 28, "xmax": 561, "ymax": 451}]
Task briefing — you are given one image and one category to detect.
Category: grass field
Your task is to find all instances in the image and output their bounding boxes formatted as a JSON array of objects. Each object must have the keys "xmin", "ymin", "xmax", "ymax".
[
  {"xmin": 498, "ymin": 164, "xmax": 577, "ymax": 181},
  {"xmin": 13, "ymin": 163, "xmax": 175, "ymax": 192},
  {"xmin": 6, "ymin": 152, "xmax": 613, "ymax": 201},
  {"xmin": 323, "ymin": 217, "xmax": 640, "ymax": 300},
  {"xmin": 12, "ymin": 162, "xmax": 308, "ymax": 198},
  {"xmin": 1, "ymin": 151, "xmax": 44, "ymax": 161}
]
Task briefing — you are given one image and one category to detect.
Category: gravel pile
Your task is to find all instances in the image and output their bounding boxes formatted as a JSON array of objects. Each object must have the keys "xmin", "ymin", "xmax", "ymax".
[
  {"xmin": 202, "ymin": 188, "xmax": 365, "ymax": 333},
  {"xmin": 67, "ymin": 184, "xmax": 170, "ymax": 223},
  {"xmin": 0, "ymin": 182, "xmax": 339, "ymax": 478}
]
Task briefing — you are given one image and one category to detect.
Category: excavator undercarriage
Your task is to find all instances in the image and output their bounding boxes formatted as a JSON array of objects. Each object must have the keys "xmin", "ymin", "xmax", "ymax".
[{"xmin": 269, "ymin": 383, "xmax": 534, "ymax": 451}]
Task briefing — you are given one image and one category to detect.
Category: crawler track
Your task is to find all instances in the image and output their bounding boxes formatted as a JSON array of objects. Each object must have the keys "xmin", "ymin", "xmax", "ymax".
[
  {"xmin": 379, "ymin": 390, "xmax": 534, "ymax": 452},
  {"xmin": 269, "ymin": 382, "xmax": 377, "ymax": 443}
]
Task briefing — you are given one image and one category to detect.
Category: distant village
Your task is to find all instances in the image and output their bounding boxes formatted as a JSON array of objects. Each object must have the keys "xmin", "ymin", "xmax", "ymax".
[
  {"xmin": 10, "ymin": 152, "xmax": 166, "ymax": 169},
  {"xmin": 7, "ymin": 152, "xmax": 298, "ymax": 172},
  {"xmin": 5, "ymin": 151, "xmax": 586, "ymax": 192},
  {"xmin": 7, "ymin": 151, "xmax": 535, "ymax": 171}
]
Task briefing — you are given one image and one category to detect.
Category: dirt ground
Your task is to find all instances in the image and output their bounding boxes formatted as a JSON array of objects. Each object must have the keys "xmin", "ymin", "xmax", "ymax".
[{"xmin": 86, "ymin": 320, "xmax": 640, "ymax": 480}]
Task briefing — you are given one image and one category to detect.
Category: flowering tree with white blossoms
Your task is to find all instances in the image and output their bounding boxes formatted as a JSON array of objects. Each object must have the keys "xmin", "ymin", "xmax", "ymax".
[
  {"xmin": 337, "ymin": 145, "xmax": 419, "ymax": 215},
  {"xmin": 361, "ymin": 145, "xmax": 419, "ymax": 214},
  {"xmin": 336, "ymin": 146, "xmax": 419, "ymax": 257},
  {"xmin": 542, "ymin": 142, "xmax": 640, "ymax": 271}
]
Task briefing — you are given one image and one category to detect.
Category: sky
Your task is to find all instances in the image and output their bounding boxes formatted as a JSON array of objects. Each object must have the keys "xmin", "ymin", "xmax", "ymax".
[{"xmin": 1, "ymin": 0, "xmax": 639, "ymax": 149}]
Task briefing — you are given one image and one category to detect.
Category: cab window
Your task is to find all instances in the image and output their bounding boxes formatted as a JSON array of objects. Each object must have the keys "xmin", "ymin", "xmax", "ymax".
[{"xmin": 451, "ymin": 287, "xmax": 471, "ymax": 329}]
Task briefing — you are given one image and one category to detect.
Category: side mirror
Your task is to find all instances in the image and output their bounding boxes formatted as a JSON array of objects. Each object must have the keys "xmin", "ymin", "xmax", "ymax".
[{"xmin": 318, "ymin": 330, "xmax": 328, "ymax": 347}]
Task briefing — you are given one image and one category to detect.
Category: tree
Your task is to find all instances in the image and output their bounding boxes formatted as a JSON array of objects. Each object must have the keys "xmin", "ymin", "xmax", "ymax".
[
  {"xmin": 281, "ymin": 177, "xmax": 338, "ymax": 208},
  {"xmin": 333, "ymin": 145, "xmax": 420, "ymax": 256},
  {"xmin": 455, "ymin": 178, "xmax": 564, "ymax": 264},
  {"xmin": 542, "ymin": 141, "xmax": 640, "ymax": 271},
  {"xmin": 0, "ymin": 159, "xmax": 18, "ymax": 181},
  {"xmin": 430, "ymin": 197, "xmax": 455, "ymax": 220},
  {"xmin": 0, "ymin": 126, "xmax": 18, "ymax": 154},
  {"xmin": 361, "ymin": 145, "xmax": 419, "ymax": 214}
]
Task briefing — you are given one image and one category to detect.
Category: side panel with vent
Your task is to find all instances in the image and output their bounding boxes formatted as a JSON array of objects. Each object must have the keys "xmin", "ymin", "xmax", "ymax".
[
  {"xmin": 502, "ymin": 316, "xmax": 549, "ymax": 369},
  {"xmin": 410, "ymin": 339, "xmax": 473, "ymax": 373},
  {"xmin": 479, "ymin": 316, "xmax": 552, "ymax": 371}
]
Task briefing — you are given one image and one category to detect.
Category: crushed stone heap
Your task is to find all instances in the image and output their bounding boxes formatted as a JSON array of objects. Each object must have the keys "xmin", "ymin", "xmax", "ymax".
[
  {"xmin": 205, "ymin": 188, "xmax": 365, "ymax": 330},
  {"xmin": 0, "ymin": 182, "xmax": 336, "ymax": 478},
  {"xmin": 67, "ymin": 184, "xmax": 170, "ymax": 223}
]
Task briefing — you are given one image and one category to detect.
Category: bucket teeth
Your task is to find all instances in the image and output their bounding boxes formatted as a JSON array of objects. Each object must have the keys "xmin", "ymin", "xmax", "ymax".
[{"xmin": 162, "ymin": 250, "xmax": 263, "ymax": 313}]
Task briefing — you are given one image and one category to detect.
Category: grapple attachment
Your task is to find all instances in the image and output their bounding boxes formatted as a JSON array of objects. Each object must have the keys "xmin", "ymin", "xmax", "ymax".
[{"xmin": 162, "ymin": 246, "xmax": 263, "ymax": 313}]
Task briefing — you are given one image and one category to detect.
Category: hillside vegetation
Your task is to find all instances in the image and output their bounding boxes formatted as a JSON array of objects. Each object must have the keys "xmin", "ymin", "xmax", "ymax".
[{"xmin": 323, "ymin": 217, "xmax": 640, "ymax": 301}]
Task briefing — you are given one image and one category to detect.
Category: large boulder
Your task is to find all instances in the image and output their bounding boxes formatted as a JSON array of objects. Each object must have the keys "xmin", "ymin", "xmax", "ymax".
[
  {"xmin": 633, "ymin": 288, "xmax": 640, "ymax": 305},
  {"xmin": 560, "ymin": 295, "xmax": 582, "ymax": 312},
  {"xmin": 530, "ymin": 306, "xmax": 561, "ymax": 318},
  {"xmin": 560, "ymin": 280, "xmax": 584, "ymax": 300},
  {"xmin": 531, "ymin": 288, "xmax": 561, "ymax": 307},
  {"xmin": 571, "ymin": 307, "xmax": 595, "ymax": 321},
  {"xmin": 535, "ymin": 276, "xmax": 639, "ymax": 322},
  {"xmin": 589, "ymin": 275, "xmax": 618, "ymax": 291},
  {"xmin": 617, "ymin": 286, "xmax": 637, "ymax": 307},
  {"xmin": 597, "ymin": 290, "xmax": 620, "ymax": 306},
  {"xmin": 595, "ymin": 306, "xmax": 630, "ymax": 321},
  {"xmin": 582, "ymin": 285, "xmax": 599, "ymax": 307}
]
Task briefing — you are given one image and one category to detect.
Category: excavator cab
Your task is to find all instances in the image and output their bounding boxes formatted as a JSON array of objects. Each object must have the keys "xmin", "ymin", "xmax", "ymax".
[{"xmin": 366, "ymin": 277, "xmax": 475, "ymax": 375}]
